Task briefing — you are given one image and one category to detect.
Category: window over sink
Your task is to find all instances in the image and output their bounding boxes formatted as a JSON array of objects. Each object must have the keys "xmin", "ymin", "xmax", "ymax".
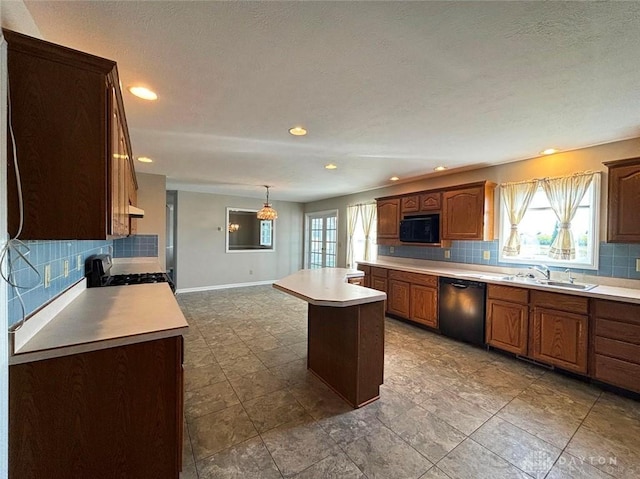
[{"xmin": 498, "ymin": 173, "xmax": 601, "ymax": 269}]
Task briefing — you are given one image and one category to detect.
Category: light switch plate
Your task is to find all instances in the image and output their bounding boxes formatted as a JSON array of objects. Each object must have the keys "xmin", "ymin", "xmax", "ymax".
[
  {"xmin": 483, "ymin": 251, "xmax": 491, "ymax": 260},
  {"xmin": 77, "ymin": 254, "xmax": 82, "ymax": 271},
  {"xmin": 63, "ymin": 260, "xmax": 69, "ymax": 278},
  {"xmin": 444, "ymin": 250, "xmax": 451, "ymax": 259},
  {"xmin": 636, "ymin": 258, "xmax": 640, "ymax": 272},
  {"xmin": 390, "ymin": 246, "xmax": 395, "ymax": 253}
]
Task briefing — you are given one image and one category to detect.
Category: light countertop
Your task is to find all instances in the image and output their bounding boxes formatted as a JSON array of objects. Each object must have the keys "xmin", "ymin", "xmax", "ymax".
[
  {"xmin": 358, "ymin": 258, "xmax": 640, "ymax": 305},
  {"xmin": 273, "ymin": 268, "xmax": 386, "ymax": 307},
  {"xmin": 10, "ymin": 282, "xmax": 188, "ymax": 365},
  {"xmin": 111, "ymin": 258, "xmax": 164, "ymax": 275}
]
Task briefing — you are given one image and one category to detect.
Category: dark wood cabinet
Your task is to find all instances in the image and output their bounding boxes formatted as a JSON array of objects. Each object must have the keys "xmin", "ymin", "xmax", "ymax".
[
  {"xmin": 591, "ymin": 299, "xmax": 640, "ymax": 393},
  {"xmin": 356, "ymin": 264, "xmax": 371, "ymax": 288},
  {"xmin": 529, "ymin": 291, "xmax": 588, "ymax": 374},
  {"xmin": 388, "ymin": 279, "xmax": 410, "ymax": 318},
  {"xmin": 441, "ymin": 182, "xmax": 495, "ymax": 241},
  {"xmin": 9, "ymin": 336, "xmax": 184, "ymax": 478},
  {"xmin": 486, "ymin": 285, "xmax": 529, "ymax": 355},
  {"xmin": 401, "ymin": 195, "xmax": 420, "ymax": 214},
  {"xmin": 420, "ymin": 192, "xmax": 441, "ymax": 211},
  {"xmin": 605, "ymin": 157, "xmax": 640, "ymax": 243},
  {"xmin": 5, "ymin": 29, "xmax": 136, "ymax": 240},
  {"xmin": 377, "ymin": 198, "xmax": 400, "ymax": 243},
  {"xmin": 410, "ymin": 284, "xmax": 438, "ymax": 328}
]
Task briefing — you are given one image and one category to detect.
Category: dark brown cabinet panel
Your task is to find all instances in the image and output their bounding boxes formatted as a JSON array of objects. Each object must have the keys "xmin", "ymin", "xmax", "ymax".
[
  {"xmin": 388, "ymin": 279, "xmax": 410, "ymax": 318},
  {"xmin": 530, "ymin": 307, "xmax": 588, "ymax": 374},
  {"xmin": 410, "ymin": 284, "xmax": 438, "ymax": 328},
  {"xmin": 420, "ymin": 192, "xmax": 441, "ymax": 211},
  {"xmin": 486, "ymin": 298, "xmax": 528, "ymax": 355},
  {"xmin": 592, "ymin": 299, "xmax": 640, "ymax": 393},
  {"xmin": 377, "ymin": 198, "xmax": 400, "ymax": 242},
  {"xmin": 605, "ymin": 157, "xmax": 640, "ymax": 242},
  {"xmin": 9, "ymin": 336, "xmax": 184, "ymax": 478},
  {"xmin": 401, "ymin": 195, "xmax": 420, "ymax": 214},
  {"xmin": 5, "ymin": 29, "xmax": 136, "ymax": 239},
  {"xmin": 441, "ymin": 182, "xmax": 495, "ymax": 241}
]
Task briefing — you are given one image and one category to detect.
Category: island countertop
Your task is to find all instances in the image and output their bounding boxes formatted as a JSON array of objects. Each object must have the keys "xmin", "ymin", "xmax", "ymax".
[
  {"xmin": 10, "ymin": 282, "xmax": 188, "ymax": 365},
  {"xmin": 273, "ymin": 268, "xmax": 386, "ymax": 307}
]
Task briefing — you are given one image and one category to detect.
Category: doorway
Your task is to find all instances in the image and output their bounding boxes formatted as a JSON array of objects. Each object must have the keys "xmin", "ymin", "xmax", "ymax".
[{"xmin": 305, "ymin": 210, "xmax": 338, "ymax": 269}]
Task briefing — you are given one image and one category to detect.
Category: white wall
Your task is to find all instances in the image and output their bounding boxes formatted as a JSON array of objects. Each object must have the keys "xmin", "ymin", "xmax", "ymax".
[
  {"xmin": 305, "ymin": 137, "xmax": 640, "ymax": 268},
  {"xmin": 135, "ymin": 173, "xmax": 167, "ymax": 269},
  {"xmin": 176, "ymin": 191, "xmax": 304, "ymax": 291}
]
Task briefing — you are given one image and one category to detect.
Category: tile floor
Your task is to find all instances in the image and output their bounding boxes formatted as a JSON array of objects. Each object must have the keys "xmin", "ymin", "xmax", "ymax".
[{"xmin": 178, "ymin": 286, "xmax": 640, "ymax": 479}]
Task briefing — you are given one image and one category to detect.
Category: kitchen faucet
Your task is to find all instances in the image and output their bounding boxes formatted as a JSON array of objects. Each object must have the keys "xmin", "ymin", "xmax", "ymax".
[{"xmin": 529, "ymin": 264, "xmax": 551, "ymax": 280}]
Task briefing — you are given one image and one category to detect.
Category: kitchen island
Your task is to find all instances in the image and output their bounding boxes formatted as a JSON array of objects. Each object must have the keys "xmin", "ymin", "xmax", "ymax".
[{"xmin": 274, "ymin": 268, "xmax": 387, "ymax": 408}]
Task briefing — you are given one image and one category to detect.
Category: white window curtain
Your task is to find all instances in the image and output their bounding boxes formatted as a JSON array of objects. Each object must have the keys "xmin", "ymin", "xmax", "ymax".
[
  {"xmin": 541, "ymin": 172, "xmax": 595, "ymax": 260},
  {"xmin": 346, "ymin": 205, "xmax": 359, "ymax": 268},
  {"xmin": 500, "ymin": 179, "xmax": 539, "ymax": 256},
  {"xmin": 360, "ymin": 203, "xmax": 377, "ymax": 261}
]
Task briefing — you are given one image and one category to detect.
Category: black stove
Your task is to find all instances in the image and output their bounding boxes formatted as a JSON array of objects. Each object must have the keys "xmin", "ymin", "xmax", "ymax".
[{"xmin": 85, "ymin": 254, "xmax": 175, "ymax": 292}]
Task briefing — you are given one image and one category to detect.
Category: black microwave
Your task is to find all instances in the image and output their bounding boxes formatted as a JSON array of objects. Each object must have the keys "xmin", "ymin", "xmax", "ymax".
[{"xmin": 399, "ymin": 214, "xmax": 440, "ymax": 243}]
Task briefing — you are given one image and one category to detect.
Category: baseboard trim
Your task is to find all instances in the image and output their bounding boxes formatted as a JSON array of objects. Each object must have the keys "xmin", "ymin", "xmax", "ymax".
[{"xmin": 176, "ymin": 280, "xmax": 275, "ymax": 294}]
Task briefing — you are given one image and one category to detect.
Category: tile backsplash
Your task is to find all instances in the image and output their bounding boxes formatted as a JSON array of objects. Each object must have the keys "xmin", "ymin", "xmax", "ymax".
[
  {"xmin": 112, "ymin": 234, "xmax": 158, "ymax": 258},
  {"xmin": 379, "ymin": 241, "xmax": 640, "ymax": 280},
  {"xmin": 6, "ymin": 239, "xmax": 112, "ymax": 327}
]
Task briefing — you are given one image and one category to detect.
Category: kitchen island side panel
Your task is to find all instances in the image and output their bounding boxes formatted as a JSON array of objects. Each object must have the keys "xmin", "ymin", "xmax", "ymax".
[{"xmin": 308, "ymin": 301, "xmax": 384, "ymax": 407}]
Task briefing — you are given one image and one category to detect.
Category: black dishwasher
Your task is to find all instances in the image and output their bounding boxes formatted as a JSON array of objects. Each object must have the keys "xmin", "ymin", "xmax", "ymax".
[{"xmin": 438, "ymin": 277, "xmax": 486, "ymax": 346}]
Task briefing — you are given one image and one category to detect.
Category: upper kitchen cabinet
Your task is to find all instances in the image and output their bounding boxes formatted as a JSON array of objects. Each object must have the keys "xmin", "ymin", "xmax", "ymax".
[
  {"xmin": 5, "ymin": 29, "xmax": 137, "ymax": 240},
  {"xmin": 441, "ymin": 181, "xmax": 495, "ymax": 241},
  {"xmin": 376, "ymin": 198, "xmax": 400, "ymax": 244},
  {"xmin": 604, "ymin": 157, "xmax": 640, "ymax": 243}
]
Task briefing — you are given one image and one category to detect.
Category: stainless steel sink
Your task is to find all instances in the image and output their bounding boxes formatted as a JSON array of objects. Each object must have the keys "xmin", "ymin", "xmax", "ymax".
[{"xmin": 500, "ymin": 275, "xmax": 597, "ymax": 291}]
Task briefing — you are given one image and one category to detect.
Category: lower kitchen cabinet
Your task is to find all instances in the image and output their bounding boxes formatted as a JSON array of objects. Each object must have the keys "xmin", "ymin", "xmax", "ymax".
[
  {"xmin": 9, "ymin": 336, "xmax": 184, "ymax": 478},
  {"xmin": 356, "ymin": 264, "xmax": 371, "ymax": 288},
  {"xmin": 388, "ymin": 279, "xmax": 411, "ymax": 318},
  {"xmin": 529, "ymin": 291, "xmax": 589, "ymax": 374},
  {"xmin": 410, "ymin": 284, "xmax": 438, "ymax": 328},
  {"xmin": 486, "ymin": 285, "xmax": 529, "ymax": 355},
  {"xmin": 592, "ymin": 299, "xmax": 640, "ymax": 393}
]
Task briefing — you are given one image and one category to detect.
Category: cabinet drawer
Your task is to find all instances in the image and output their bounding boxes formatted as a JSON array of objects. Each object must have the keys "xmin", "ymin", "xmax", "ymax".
[
  {"xmin": 388, "ymin": 270, "xmax": 437, "ymax": 287},
  {"xmin": 371, "ymin": 267, "xmax": 388, "ymax": 278},
  {"xmin": 595, "ymin": 318, "xmax": 640, "ymax": 345},
  {"xmin": 420, "ymin": 192, "xmax": 441, "ymax": 211},
  {"xmin": 593, "ymin": 300, "xmax": 640, "ymax": 326},
  {"xmin": 530, "ymin": 290, "xmax": 588, "ymax": 315},
  {"xmin": 487, "ymin": 284, "xmax": 528, "ymax": 304},
  {"xmin": 371, "ymin": 277, "xmax": 387, "ymax": 293},
  {"xmin": 595, "ymin": 337, "xmax": 640, "ymax": 365},
  {"xmin": 357, "ymin": 264, "xmax": 370, "ymax": 275},
  {"xmin": 594, "ymin": 354, "xmax": 640, "ymax": 393}
]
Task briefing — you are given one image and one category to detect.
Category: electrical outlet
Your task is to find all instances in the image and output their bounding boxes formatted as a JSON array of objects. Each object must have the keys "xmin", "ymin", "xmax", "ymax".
[
  {"xmin": 44, "ymin": 264, "xmax": 51, "ymax": 288},
  {"xmin": 77, "ymin": 254, "xmax": 82, "ymax": 271},
  {"xmin": 444, "ymin": 250, "xmax": 451, "ymax": 259},
  {"xmin": 636, "ymin": 258, "xmax": 640, "ymax": 272},
  {"xmin": 63, "ymin": 260, "xmax": 69, "ymax": 278},
  {"xmin": 483, "ymin": 251, "xmax": 491, "ymax": 260},
  {"xmin": 390, "ymin": 246, "xmax": 395, "ymax": 254}
]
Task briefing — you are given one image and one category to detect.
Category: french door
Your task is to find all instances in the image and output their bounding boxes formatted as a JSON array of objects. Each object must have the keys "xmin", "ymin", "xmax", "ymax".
[{"xmin": 306, "ymin": 211, "xmax": 338, "ymax": 269}]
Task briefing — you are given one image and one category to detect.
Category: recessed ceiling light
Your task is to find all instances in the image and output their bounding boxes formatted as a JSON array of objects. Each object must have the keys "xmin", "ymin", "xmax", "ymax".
[
  {"xmin": 325, "ymin": 163, "xmax": 337, "ymax": 170},
  {"xmin": 289, "ymin": 126, "xmax": 307, "ymax": 136},
  {"xmin": 137, "ymin": 156, "xmax": 153, "ymax": 163},
  {"xmin": 128, "ymin": 86, "xmax": 158, "ymax": 101},
  {"xmin": 390, "ymin": 176, "xmax": 399, "ymax": 181},
  {"xmin": 540, "ymin": 148, "xmax": 558, "ymax": 155},
  {"xmin": 434, "ymin": 166, "xmax": 447, "ymax": 171}
]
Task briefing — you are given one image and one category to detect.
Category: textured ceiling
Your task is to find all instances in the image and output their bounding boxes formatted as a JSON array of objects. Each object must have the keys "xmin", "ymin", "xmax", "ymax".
[{"xmin": 13, "ymin": 1, "xmax": 640, "ymax": 202}]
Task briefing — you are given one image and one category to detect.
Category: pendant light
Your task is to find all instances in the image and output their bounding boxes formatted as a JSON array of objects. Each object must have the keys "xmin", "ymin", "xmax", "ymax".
[{"xmin": 257, "ymin": 185, "xmax": 278, "ymax": 220}]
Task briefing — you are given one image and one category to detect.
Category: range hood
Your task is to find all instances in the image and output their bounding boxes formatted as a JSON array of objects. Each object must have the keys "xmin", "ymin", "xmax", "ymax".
[{"xmin": 128, "ymin": 205, "xmax": 145, "ymax": 218}]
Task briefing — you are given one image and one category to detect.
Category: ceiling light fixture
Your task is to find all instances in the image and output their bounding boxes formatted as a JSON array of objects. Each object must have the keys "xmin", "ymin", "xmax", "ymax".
[
  {"xmin": 137, "ymin": 156, "xmax": 153, "ymax": 163},
  {"xmin": 434, "ymin": 166, "xmax": 447, "ymax": 172},
  {"xmin": 390, "ymin": 176, "xmax": 399, "ymax": 181},
  {"xmin": 128, "ymin": 86, "xmax": 158, "ymax": 101},
  {"xmin": 540, "ymin": 148, "xmax": 558, "ymax": 155},
  {"xmin": 325, "ymin": 163, "xmax": 337, "ymax": 170},
  {"xmin": 257, "ymin": 185, "xmax": 278, "ymax": 220},
  {"xmin": 289, "ymin": 126, "xmax": 307, "ymax": 136}
]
